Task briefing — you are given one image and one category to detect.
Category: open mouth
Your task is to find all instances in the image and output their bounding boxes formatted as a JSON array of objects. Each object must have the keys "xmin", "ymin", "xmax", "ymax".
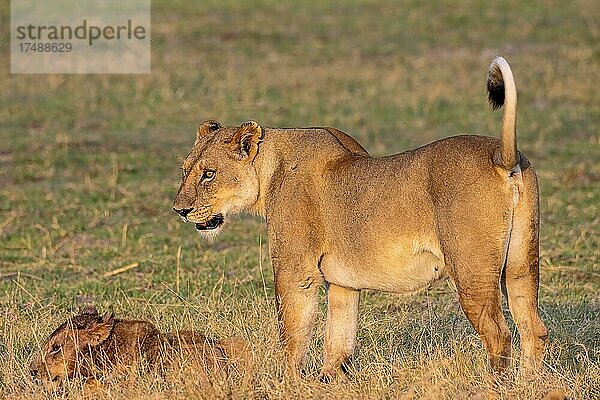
[{"xmin": 195, "ymin": 214, "xmax": 224, "ymax": 231}]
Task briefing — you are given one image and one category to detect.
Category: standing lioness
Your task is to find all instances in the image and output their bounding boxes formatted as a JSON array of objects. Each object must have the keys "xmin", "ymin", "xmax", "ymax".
[{"xmin": 173, "ymin": 57, "xmax": 547, "ymax": 379}]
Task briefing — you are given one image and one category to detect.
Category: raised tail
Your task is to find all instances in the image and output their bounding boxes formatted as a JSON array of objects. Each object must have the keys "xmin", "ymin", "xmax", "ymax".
[{"xmin": 487, "ymin": 56, "xmax": 518, "ymax": 169}]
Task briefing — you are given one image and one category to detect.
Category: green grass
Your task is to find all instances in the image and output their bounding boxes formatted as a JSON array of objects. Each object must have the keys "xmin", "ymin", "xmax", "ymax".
[{"xmin": 1, "ymin": 0, "xmax": 598, "ymax": 398}]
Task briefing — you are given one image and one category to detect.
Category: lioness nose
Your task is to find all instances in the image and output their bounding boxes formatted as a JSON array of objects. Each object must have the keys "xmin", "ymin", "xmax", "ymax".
[{"xmin": 173, "ymin": 207, "xmax": 193, "ymax": 218}]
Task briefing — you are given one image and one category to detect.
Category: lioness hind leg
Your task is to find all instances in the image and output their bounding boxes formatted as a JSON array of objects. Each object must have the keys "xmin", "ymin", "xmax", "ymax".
[
  {"xmin": 504, "ymin": 168, "xmax": 547, "ymax": 373},
  {"xmin": 321, "ymin": 283, "xmax": 360, "ymax": 382},
  {"xmin": 458, "ymin": 285, "xmax": 512, "ymax": 373},
  {"xmin": 504, "ymin": 264, "xmax": 547, "ymax": 374},
  {"xmin": 450, "ymin": 249, "xmax": 511, "ymax": 373}
]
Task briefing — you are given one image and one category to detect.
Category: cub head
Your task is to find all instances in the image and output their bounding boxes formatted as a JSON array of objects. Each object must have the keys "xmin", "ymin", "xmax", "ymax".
[
  {"xmin": 173, "ymin": 120, "xmax": 263, "ymax": 238},
  {"xmin": 29, "ymin": 306, "xmax": 114, "ymax": 385}
]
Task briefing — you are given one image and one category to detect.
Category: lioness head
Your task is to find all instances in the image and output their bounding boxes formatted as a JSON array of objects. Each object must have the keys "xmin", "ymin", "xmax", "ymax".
[
  {"xmin": 30, "ymin": 306, "xmax": 114, "ymax": 385},
  {"xmin": 173, "ymin": 120, "xmax": 263, "ymax": 238}
]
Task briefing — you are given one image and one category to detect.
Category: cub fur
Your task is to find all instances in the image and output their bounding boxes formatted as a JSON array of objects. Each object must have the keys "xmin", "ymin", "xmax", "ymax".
[{"xmin": 30, "ymin": 306, "xmax": 250, "ymax": 389}]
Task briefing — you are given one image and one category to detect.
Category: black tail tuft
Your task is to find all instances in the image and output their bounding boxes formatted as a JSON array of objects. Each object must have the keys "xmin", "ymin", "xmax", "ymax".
[{"xmin": 487, "ymin": 62, "xmax": 505, "ymax": 111}]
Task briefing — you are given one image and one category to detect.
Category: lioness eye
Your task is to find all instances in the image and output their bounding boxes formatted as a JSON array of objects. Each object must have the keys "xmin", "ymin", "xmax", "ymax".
[
  {"xmin": 201, "ymin": 170, "xmax": 216, "ymax": 182},
  {"xmin": 49, "ymin": 344, "xmax": 61, "ymax": 355}
]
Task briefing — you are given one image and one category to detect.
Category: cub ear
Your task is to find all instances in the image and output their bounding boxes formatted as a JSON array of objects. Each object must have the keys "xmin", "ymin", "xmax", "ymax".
[
  {"xmin": 87, "ymin": 312, "xmax": 115, "ymax": 346},
  {"xmin": 231, "ymin": 120, "xmax": 263, "ymax": 159},
  {"xmin": 78, "ymin": 305, "xmax": 99, "ymax": 316},
  {"xmin": 196, "ymin": 120, "xmax": 222, "ymax": 141}
]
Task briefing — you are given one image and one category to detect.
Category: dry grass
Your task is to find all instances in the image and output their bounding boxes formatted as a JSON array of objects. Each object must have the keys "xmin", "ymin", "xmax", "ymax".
[
  {"xmin": 2, "ymin": 292, "xmax": 594, "ymax": 399},
  {"xmin": 1, "ymin": 0, "xmax": 598, "ymax": 398}
]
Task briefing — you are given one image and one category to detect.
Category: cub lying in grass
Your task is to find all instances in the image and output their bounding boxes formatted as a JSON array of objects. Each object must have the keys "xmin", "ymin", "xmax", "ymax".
[{"xmin": 29, "ymin": 306, "xmax": 250, "ymax": 390}]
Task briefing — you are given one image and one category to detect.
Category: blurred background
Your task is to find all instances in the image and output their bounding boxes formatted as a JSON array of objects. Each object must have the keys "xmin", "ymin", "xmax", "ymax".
[{"xmin": 0, "ymin": 0, "xmax": 598, "ymax": 398}]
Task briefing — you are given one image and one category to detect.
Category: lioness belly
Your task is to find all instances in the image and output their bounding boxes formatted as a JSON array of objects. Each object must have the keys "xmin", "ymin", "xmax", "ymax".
[{"xmin": 320, "ymin": 237, "xmax": 446, "ymax": 294}]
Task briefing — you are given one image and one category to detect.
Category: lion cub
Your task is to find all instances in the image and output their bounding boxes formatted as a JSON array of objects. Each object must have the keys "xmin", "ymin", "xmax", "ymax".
[{"xmin": 29, "ymin": 306, "xmax": 250, "ymax": 389}]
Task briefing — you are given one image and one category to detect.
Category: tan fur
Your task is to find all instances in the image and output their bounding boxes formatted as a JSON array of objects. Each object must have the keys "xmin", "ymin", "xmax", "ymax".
[
  {"xmin": 29, "ymin": 306, "xmax": 251, "ymax": 389},
  {"xmin": 542, "ymin": 389, "xmax": 567, "ymax": 400},
  {"xmin": 173, "ymin": 57, "xmax": 547, "ymax": 378}
]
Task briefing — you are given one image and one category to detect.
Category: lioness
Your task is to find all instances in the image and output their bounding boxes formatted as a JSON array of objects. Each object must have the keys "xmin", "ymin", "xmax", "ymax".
[
  {"xmin": 173, "ymin": 57, "xmax": 547, "ymax": 379},
  {"xmin": 30, "ymin": 306, "xmax": 250, "ymax": 388}
]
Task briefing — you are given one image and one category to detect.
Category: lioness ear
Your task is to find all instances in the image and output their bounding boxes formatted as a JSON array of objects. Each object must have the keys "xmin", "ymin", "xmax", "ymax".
[
  {"xmin": 196, "ymin": 120, "xmax": 222, "ymax": 141},
  {"xmin": 231, "ymin": 120, "xmax": 263, "ymax": 159},
  {"xmin": 87, "ymin": 312, "xmax": 114, "ymax": 346}
]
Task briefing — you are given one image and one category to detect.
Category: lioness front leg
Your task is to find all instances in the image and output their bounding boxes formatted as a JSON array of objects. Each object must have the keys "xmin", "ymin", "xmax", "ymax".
[
  {"xmin": 321, "ymin": 283, "xmax": 360, "ymax": 382},
  {"xmin": 274, "ymin": 265, "xmax": 323, "ymax": 374}
]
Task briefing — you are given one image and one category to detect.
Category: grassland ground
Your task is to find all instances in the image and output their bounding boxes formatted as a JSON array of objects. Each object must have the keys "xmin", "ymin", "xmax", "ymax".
[{"xmin": 0, "ymin": 0, "xmax": 598, "ymax": 398}]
